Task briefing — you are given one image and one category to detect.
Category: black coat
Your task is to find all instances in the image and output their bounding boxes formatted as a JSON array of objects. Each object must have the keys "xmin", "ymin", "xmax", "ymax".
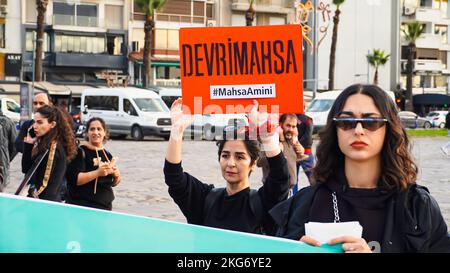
[{"xmin": 269, "ymin": 183, "xmax": 450, "ymax": 253}]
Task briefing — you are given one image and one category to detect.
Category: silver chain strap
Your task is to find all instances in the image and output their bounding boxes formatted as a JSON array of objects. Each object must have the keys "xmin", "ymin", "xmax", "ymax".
[{"xmin": 332, "ymin": 192, "xmax": 340, "ymax": 223}]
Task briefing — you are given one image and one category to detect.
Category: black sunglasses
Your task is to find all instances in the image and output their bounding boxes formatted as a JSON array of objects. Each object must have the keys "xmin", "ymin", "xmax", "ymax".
[{"xmin": 333, "ymin": 117, "xmax": 387, "ymax": 131}]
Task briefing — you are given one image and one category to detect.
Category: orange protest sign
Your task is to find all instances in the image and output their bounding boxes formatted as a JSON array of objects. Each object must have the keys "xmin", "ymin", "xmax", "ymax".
[{"xmin": 179, "ymin": 25, "xmax": 303, "ymax": 115}]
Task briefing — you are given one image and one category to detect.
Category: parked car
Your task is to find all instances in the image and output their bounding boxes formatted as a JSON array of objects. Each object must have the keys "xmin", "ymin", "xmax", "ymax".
[
  {"xmin": 184, "ymin": 113, "xmax": 248, "ymax": 141},
  {"xmin": 81, "ymin": 87, "xmax": 171, "ymax": 141},
  {"xmin": 0, "ymin": 96, "xmax": 20, "ymax": 123},
  {"xmin": 306, "ymin": 90, "xmax": 395, "ymax": 133},
  {"xmin": 426, "ymin": 111, "xmax": 448, "ymax": 128},
  {"xmin": 399, "ymin": 111, "xmax": 432, "ymax": 129}
]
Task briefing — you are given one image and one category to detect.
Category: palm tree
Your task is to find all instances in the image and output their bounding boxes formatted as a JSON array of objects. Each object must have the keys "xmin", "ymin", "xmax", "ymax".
[
  {"xmin": 328, "ymin": 0, "xmax": 345, "ymax": 90},
  {"xmin": 35, "ymin": 0, "xmax": 48, "ymax": 82},
  {"xmin": 402, "ymin": 21, "xmax": 425, "ymax": 111},
  {"xmin": 366, "ymin": 49, "xmax": 390, "ymax": 86},
  {"xmin": 135, "ymin": 0, "xmax": 167, "ymax": 88},
  {"xmin": 245, "ymin": 0, "xmax": 255, "ymax": 26}
]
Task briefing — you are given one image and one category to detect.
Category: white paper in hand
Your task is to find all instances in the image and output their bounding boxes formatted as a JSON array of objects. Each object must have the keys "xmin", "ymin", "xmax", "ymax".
[{"xmin": 305, "ymin": 221, "xmax": 363, "ymax": 245}]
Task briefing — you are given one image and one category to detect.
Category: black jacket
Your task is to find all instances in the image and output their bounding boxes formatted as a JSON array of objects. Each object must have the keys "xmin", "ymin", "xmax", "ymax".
[
  {"xmin": 15, "ymin": 119, "xmax": 34, "ymax": 155},
  {"xmin": 22, "ymin": 142, "xmax": 66, "ymax": 202},
  {"xmin": 269, "ymin": 183, "xmax": 450, "ymax": 253},
  {"xmin": 296, "ymin": 114, "xmax": 313, "ymax": 149}
]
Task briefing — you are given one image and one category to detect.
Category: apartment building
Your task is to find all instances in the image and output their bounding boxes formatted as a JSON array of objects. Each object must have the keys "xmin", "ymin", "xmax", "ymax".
[
  {"xmin": 401, "ymin": 0, "xmax": 450, "ymax": 95},
  {"xmin": 218, "ymin": 0, "xmax": 296, "ymax": 26},
  {"xmin": 22, "ymin": 1, "xmax": 129, "ymax": 94},
  {"xmin": 129, "ymin": 0, "xmax": 215, "ymax": 87}
]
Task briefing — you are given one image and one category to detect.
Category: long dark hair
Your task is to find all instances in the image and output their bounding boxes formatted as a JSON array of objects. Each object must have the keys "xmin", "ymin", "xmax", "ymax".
[
  {"xmin": 84, "ymin": 117, "xmax": 109, "ymax": 143},
  {"xmin": 34, "ymin": 105, "xmax": 77, "ymax": 162},
  {"xmin": 313, "ymin": 84, "xmax": 417, "ymax": 190}
]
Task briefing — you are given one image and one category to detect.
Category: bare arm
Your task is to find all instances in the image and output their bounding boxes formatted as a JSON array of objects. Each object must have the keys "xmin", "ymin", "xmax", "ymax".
[{"xmin": 165, "ymin": 98, "xmax": 192, "ymax": 164}]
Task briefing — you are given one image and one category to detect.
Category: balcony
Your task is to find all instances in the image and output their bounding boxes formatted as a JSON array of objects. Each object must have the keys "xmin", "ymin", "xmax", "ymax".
[
  {"xmin": 416, "ymin": 34, "xmax": 442, "ymax": 49},
  {"xmin": 401, "ymin": 59, "xmax": 444, "ymax": 73},
  {"xmin": 53, "ymin": 14, "xmax": 98, "ymax": 28},
  {"xmin": 414, "ymin": 7, "xmax": 444, "ymax": 23},
  {"xmin": 231, "ymin": 0, "xmax": 292, "ymax": 14},
  {"xmin": 52, "ymin": 53, "xmax": 126, "ymax": 69}
]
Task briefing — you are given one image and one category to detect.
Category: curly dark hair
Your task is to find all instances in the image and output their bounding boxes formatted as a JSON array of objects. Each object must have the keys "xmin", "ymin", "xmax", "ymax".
[
  {"xmin": 84, "ymin": 117, "xmax": 109, "ymax": 143},
  {"xmin": 313, "ymin": 84, "xmax": 417, "ymax": 190},
  {"xmin": 34, "ymin": 105, "xmax": 77, "ymax": 162}
]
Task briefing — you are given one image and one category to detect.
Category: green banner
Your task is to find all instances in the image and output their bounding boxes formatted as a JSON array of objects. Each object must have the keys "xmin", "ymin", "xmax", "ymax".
[{"xmin": 0, "ymin": 194, "xmax": 341, "ymax": 253}]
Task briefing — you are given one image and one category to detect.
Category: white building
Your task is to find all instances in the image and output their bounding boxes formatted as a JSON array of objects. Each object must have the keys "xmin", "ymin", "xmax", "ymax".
[
  {"xmin": 0, "ymin": 0, "xmax": 23, "ymax": 82},
  {"xmin": 303, "ymin": 0, "xmax": 400, "ymax": 92},
  {"xmin": 401, "ymin": 0, "xmax": 450, "ymax": 96}
]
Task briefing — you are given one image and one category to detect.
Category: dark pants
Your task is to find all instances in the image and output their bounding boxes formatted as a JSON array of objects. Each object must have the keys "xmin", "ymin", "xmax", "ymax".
[{"xmin": 293, "ymin": 153, "xmax": 314, "ymax": 195}]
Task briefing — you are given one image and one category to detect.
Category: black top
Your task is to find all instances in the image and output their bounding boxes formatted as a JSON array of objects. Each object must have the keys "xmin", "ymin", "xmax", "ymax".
[
  {"xmin": 66, "ymin": 145, "xmax": 115, "ymax": 210},
  {"xmin": 22, "ymin": 142, "xmax": 66, "ymax": 202},
  {"xmin": 296, "ymin": 114, "xmax": 313, "ymax": 149},
  {"xmin": 15, "ymin": 119, "xmax": 34, "ymax": 155},
  {"xmin": 308, "ymin": 170, "xmax": 393, "ymax": 247},
  {"xmin": 164, "ymin": 152, "xmax": 289, "ymax": 235}
]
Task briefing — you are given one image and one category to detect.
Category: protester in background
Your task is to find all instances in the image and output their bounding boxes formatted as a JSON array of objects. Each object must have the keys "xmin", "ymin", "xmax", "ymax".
[
  {"xmin": 258, "ymin": 114, "xmax": 307, "ymax": 192},
  {"xmin": 21, "ymin": 106, "xmax": 77, "ymax": 201},
  {"xmin": 440, "ymin": 109, "xmax": 450, "ymax": 156},
  {"xmin": 66, "ymin": 117, "xmax": 121, "ymax": 210},
  {"xmin": 293, "ymin": 110, "xmax": 315, "ymax": 194},
  {"xmin": 0, "ymin": 111, "xmax": 17, "ymax": 192},
  {"xmin": 270, "ymin": 84, "xmax": 450, "ymax": 253},
  {"xmin": 164, "ymin": 98, "xmax": 289, "ymax": 235},
  {"xmin": 15, "ymin": 93, "xmax": 52, "ymax": 154}
]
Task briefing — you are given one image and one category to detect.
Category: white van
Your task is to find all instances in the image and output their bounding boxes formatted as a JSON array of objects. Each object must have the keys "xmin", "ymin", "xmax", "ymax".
[
  {"xmin": 306, "ymin": 90, "xmax": 395, "ymax": 133},
  {"xmin": 0, "ymin": 97, "xmax": 20, "ymax": 123},
  {"xmin": 81, "ymin": 88, "xmax": 171, "ymax": 140}
]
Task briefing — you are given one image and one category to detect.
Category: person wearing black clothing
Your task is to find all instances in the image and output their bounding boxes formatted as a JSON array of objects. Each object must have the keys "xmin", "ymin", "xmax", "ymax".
[
  {"xmin": 164, "ymin": 99, "xmax": 289, "ymax": 235},
  {"xmin": 21, "ymin": 106, "xmax": 77, "ymax": 201},
  {"xmin": 293, "ymin": 112, "xmax": 314, "ymax": 193},
  {"xmin": 270, "ymin": 84, "xmax": 450, "ymax": 253},
  {"xmin": 66, "ymin": 117, "xmax": 121, "ymax": 210},
  {"xmin": 441, "ymin": 109, "xmax": 450, "ymax": 156},
  {"xmin": 0, "ymin": 112, "xmax": 17, "ymax": 192}
]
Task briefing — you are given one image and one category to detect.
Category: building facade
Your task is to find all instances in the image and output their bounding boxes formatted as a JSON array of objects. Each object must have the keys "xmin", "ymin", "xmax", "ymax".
[
  {"xmin": 129, "ymin": 0, "xmax": 215, "ymax": 87},
  {"xmin": 401, "ymin": 0, "xmax": 450, "ymax": 97},
  {"xmin": 21, "ymin": 0, "xmax": 129, "ymax": 90},
  {"xmin": 302, "ymin": 0, "xmax": 400, "ymax": 93}
]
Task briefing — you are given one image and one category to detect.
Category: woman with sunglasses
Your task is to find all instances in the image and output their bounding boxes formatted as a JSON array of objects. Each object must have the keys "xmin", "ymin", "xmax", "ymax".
[{"xmin": 270, "ymin": 84, "xmax": 450, "ymax": 252}]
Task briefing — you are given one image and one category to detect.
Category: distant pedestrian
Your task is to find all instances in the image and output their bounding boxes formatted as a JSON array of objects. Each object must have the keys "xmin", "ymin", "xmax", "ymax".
[
  {"xmin": 0, "ymin": 111, "xmax": 18, "ymax": 192},
  {"xmin": 257, "ymin": 114, "xmax": 307, "ymax": 191},
  {"xmin": 66, "ymin": 117, "xmax": 121, "ymax": 210},
  {"xmin": 16, "ymin": 93, "xmax": 53, "ymax": 154},
  {"xmin": 441, "ymin": 109, "xmax": 450, "ymax": 156}
]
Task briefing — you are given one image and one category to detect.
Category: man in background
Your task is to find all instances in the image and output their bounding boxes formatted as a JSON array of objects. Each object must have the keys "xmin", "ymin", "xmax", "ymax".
[{"xmin": 0, "ymin": 110, "xmax": 18, "ymax": 192}]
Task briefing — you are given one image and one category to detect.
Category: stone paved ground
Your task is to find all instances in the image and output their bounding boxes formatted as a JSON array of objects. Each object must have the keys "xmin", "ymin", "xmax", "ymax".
[{"xmin": 5, "ymin": 136, "xmax": 450, "ymax": 226}]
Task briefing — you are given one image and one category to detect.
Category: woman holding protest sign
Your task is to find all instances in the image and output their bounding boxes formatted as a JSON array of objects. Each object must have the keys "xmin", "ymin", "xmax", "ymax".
[
  {"xmin": 270, "ymin": 84, "xmax": 450, "ymax": 252},
  {"xmin": 164, "ymin": 98, "xmax": 289, "ymax": 235}
]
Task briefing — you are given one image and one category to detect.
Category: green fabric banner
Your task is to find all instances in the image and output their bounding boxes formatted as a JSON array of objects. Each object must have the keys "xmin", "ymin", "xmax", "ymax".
[{"xmin": 0, "ymin": 194, "xmax": 341, "ymax": 253}]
